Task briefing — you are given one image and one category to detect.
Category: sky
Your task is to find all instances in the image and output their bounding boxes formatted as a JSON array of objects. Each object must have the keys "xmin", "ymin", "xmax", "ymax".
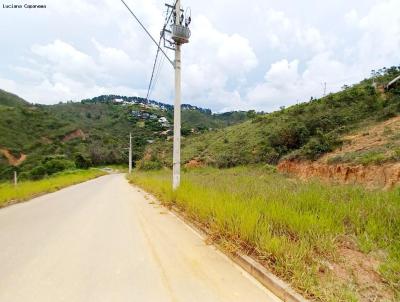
[{"xmin": 0, "ymin": 0, "xmax": 399, "ymax": 112}]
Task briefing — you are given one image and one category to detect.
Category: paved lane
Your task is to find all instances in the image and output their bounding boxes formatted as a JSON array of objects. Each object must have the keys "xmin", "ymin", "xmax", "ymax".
[{"xmin": 0, "ymin": 174, "xmax": 281, "ymax": 302}]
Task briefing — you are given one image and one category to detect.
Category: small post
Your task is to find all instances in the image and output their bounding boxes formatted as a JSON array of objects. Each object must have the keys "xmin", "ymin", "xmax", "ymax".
[
  {"xmin": 129, "ymin": 133, "xmax": 132, "ymax": 174},
  {"xmin": 14, "ymin": 170, "xmax": 17, "ymax": 187}
]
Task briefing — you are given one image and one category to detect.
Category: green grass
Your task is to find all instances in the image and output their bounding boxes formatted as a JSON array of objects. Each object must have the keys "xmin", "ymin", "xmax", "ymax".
[
  {"xmin": 145, "ymin": 67, "xmax": 400, "ymax": 169},
  {"xmin": 129, "ymin": 166, "xmax": 400, "ymax": 302},
  {"xmin": 0, "ymin": 169, "xmax": 106, "ymax": 207}
]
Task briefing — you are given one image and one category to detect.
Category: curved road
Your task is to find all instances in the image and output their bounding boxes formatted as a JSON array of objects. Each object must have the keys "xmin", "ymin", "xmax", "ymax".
[{"xmin": 0, "ymin": 174, "xmax": 281, "ymax": 302}]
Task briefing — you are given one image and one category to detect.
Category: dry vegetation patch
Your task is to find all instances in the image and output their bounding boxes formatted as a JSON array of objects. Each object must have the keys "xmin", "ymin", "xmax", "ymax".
[{"xmin": 129, "ymin": 166, "xmax": 399, "ymax": 302}]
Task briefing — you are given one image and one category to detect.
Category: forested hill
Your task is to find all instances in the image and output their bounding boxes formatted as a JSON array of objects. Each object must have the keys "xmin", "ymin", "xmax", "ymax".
[
  {"xmin": 140, "ymin": 66, "xmax": 400, "ymax": 169},
  {"xmin": 0, "ymin": 92, "xmax": 251, "ymax": 180}
]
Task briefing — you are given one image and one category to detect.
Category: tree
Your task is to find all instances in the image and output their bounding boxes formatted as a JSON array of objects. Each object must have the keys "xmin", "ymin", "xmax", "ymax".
[{"xmin": 75, "ymin": 154, "xmax": 91, "ymax": 169}]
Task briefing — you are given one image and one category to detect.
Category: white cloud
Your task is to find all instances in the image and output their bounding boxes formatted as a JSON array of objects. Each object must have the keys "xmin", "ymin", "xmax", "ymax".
[
  {"xmin": 258, "ymin": 8, "xmax": 327, "ymax": 53},
  {"xmin": 0, "ymin": 0, "xmax": 399, "ymax": 111},
  {"xmin": 246, "ymin": 53, "xmax": 360, "ymax": 111},
  {"xmin": 182, "ymin": 15, "xmax": 257, "ymax": 110},
  {"xmin": 357, "ymin": 0, "xmax": 400, "ymax": 69},
  {"xmin": 31, "ymin": 40, "xmax": 99, "ymax": 81},
  {"xmin": 344, "ymin": 9, "xmax": 359, "ymax": 25},
  {"xmin": 264, "ymin": 59, "xmax": 300, "ymax": 88}
]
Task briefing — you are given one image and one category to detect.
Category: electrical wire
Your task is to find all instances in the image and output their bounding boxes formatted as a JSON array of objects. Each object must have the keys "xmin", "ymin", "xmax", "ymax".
[
  {"xmin": 150, "ymin": 52, "xmax": 165, "ymax": 98},
  {"xmin": 119, "ymin": 0, "xmax": 179, "ymax": 101},
  {"xmin": 145, "ymin": 43, "xmax": 162, "ymax": 101},
  {"xmin": 145, "ymin": 1, "xmax": 177, "ymax": 101},
  {"xmin": 119, "ymin": 0, "xmax": 174, "ymax": 66}
]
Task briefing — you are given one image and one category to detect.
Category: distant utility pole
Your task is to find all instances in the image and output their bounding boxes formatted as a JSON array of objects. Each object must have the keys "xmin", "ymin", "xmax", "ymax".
[{"xmin": 129, "ymin": 133, "xmax": 132, "ymax": 174}]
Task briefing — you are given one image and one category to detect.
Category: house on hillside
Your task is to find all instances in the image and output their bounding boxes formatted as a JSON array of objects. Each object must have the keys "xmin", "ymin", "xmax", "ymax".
[
  {"xmin": 158, "ymin": 117, "xmax": 170, "ymax": 127},
  {"xmin": 131, "ymin": 110, "xmax": 140, "ymax": 117},
  {"xmin": 386, "ymin": 75, "xmax": 400, "ymax": 91}
]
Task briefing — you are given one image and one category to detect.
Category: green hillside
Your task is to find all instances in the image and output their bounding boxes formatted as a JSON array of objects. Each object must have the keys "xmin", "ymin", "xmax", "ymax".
[
  {"xmin": 0, "ymin": 89, "xmax": 30, "ymax": 107},
  {"xmin": 0, "ymin": 92, "xmax": 250, "ymax": 181},
  {"xmin": 142, "ymin": 66, "xmax": 400, "ymax": 168}
]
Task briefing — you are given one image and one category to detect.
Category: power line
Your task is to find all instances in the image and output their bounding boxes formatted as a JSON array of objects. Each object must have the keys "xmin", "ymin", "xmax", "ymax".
[
  {"xmin": 151, "ymin": 53, "xmax": 165, "ymax": 97},
  {"xmin": 145, "ymin": 43, "xmax": 162, "ymax": 101},
  {"xmin": 145, "ymin": 1, "xmax": 177, "ymax": 101},
  {"xmin": 119, "ymin": 0, "xmax": 174, "ymax": 66}
]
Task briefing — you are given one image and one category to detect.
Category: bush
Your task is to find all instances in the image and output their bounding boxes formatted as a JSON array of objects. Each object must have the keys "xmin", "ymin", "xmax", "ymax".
[
  {"xmin": 43, "ymin": 159, "xmax": 75, "ymax": 175},
  {"xmin": 75, "ymin": 154, "xmax": 92, "ymax": 169},
  {"xmin": 301, "ymin": 131, "xmax": 340, "ymax": 160},
  {"xmin": 136, "ymin": 159, "xmax": 162, "ymax": 171},
  {"xmin": 268, "ymin": 122, "xmax": 310, "ymax": 154},
  {"xmin": 29, "ymin": 165, "xmax": 47, "ymax": 180}
]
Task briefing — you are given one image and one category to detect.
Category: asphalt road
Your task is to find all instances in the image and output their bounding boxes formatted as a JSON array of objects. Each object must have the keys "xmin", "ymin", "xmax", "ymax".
[{"xmin": 0, "ymin": 174, "xmax": 281, "ymax": 302}]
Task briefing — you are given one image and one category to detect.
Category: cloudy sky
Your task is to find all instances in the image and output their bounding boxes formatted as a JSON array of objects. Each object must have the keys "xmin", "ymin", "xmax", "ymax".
[{"xmin": 0, "ymin": 0, "xmax": 399, "ymax": 112}]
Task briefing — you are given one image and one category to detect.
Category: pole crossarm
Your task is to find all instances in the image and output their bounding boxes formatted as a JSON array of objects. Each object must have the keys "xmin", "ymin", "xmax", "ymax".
[{"xmin": 119, "ymin": 0, "xmax": 175, "ymax": 67}]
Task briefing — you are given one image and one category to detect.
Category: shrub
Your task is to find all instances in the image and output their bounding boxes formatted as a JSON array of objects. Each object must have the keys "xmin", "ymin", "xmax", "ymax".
[
  {"xmin": 43, "ymin": 159, "xmax": 75, "ymax": 175},
  {"xmin": 268, "ymin": 122, "xmax": 310, "ymax": 154},
  {"xmin": 75, "ymin": 154, "xmax": 92, "ymax": 169},
  {"xmin": 136, "ymin": 159, "xmax": 162, "ymax": 171},
  {"xmin": 29, "ymin": 165, "xmax": 47, "ymax": 180},
  {"xmin": 301, "ymin": 131, "xmax": 339, "ymax": 160}
]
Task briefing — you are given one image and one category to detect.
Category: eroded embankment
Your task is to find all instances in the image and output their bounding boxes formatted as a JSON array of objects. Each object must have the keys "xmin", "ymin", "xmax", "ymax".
[
  {"xmin": 278, "ymin": 160, "xmax": 400, "ymax": 189},
  {"xmin": 62, "ymin": 129, "xmax": 86, "ymax": 142},
  {"xmin": 0, "ymin": 148, "xmax": 26, "ymax": 166}
]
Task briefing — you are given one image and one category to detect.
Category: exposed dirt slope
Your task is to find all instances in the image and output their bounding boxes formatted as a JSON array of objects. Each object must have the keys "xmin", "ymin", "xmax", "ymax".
[
  {"xmin": 321, "ymin": 116, "xmax": 400, "ymax": 163},
  {"xmin": 0, "ymin": 149, "xmax": 27, "ymax": 166},
  {"xmin": 278, "ymin": 160, "xmax": 400, "ymax": 189},
  {"xmin": 278, "ymin": 116, "xmax": 400, "ymax": 189},
  {"xmin": 62, "ymin": 129, "xmax": 87, "ymax": 142}
]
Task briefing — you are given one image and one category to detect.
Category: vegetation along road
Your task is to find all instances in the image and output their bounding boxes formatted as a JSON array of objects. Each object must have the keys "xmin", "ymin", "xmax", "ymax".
[{"xmin": 0, "ymin": 174, "xmax": 281, "ymax": 302}]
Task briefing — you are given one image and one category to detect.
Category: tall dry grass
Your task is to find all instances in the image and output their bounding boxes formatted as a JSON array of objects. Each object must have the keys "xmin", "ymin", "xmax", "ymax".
[{"xmin": 129, "ymin": 166, "xmax": 400, "ymax": 301}]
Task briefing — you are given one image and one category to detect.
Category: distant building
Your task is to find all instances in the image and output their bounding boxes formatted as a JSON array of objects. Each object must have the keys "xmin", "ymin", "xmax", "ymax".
[
  {"xmin": 386, "ymin": 75, "xmax": 400, "ymax": 91},
  {"xmin": 131, "ymin": 110, "xmax": 140, "ymax": 117},
  {"xmin": 158, "ymin": 117, "xmax": 170, "ymax": 127}
]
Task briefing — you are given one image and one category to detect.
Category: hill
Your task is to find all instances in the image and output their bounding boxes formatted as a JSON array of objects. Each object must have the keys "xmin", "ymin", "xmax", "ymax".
[
  {"xmin": 0, "ymin": 89, "xmax": 30, "ymax": 107},
  {"xmin": 0, "ymin": 92, "xmax": 251, "ymax": 181},
  {"xmin": 140, "ymin": 66, "xmax": 400, "ymax": 175}
]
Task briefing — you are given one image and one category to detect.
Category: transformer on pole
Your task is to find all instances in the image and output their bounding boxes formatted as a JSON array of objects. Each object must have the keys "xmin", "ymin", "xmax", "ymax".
[
  {"xmin": 162, "ymin": 0, "xmax": 191, "ymax": 190},
  {"xmin": 119, "ymin": 0, "xmax": 191, "ymax": 188}
]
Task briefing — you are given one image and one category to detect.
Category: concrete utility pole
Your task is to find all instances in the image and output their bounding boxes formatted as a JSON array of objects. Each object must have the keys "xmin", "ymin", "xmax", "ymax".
[
  {"xmin": 129, "ymin": 133, "xmax": 132, "ymax": 174},
  {"xmin": 13, "ymin": 170, "xmax": 17, "ymax": 187},
  {"xmin": 119, "ymin": 0, "xmax": 190, "ymax": 189},
  {"xmin": 163, "ymin": 0, "xmax": 190, "ymax": 190},
  {"xmin": 172, "ymin": 0, "xmax": 182, "ymax": 190},
  {"xmin": 121, "ymin": 0, "xmax": 192, "ymax": 186}
]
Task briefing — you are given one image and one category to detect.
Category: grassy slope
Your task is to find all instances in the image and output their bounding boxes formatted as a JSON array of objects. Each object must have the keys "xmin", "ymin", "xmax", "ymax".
[
  {"xmin": 0, "ymin": 91, "xmax": 250, "ymax": 180},
  {"xmin": 129, "ymin": 167, "xmax": 400, "ymax": 302},
  {"xmin": 0, "ymin": 169, "xmax": 106, "ymax": 207},
  {"xmin": 180, "ymin": 110, "xmax": 249, "ymax": 130},
  {"xmin": 144, "ymin": 68, "xmax": 400, "ymax": 168},
  {"xmin": 323, "ymin": 116, "xmax": 400, "ymax": 165},
  {"xmin": 0, "ymin": 89, "xmax": 29, "ymax": 107}
]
